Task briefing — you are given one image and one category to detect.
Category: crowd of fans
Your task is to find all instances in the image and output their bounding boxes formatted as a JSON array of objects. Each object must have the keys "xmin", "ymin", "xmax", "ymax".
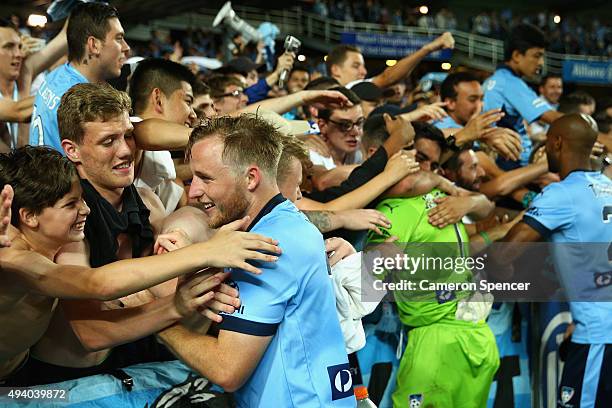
[
  {"xmin": 11, "ymin": 1, "xmax": 611, "ymax": 74},
  {"xmin": 0, "ymin": 2, "xmax": 611, "ymax": 408},
  {"xmin": 307, "ymin": 1, "xmax": 611, "ymax": 56}
]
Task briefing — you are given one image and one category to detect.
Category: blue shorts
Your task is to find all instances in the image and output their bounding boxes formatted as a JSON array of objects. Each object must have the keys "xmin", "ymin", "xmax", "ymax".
[{"xmin": 558, "ymin": 342, "xmax": 612, "ymax": 408}]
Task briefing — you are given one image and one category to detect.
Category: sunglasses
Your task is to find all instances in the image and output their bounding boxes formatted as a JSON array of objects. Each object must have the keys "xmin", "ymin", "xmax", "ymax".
[
  {"xmin": 326, "ymin": 117, "xmax": 365, "ymax": 132},
  {"xmin": 217, "ymin": 88, "xmax": 244, "ymax": 98}
]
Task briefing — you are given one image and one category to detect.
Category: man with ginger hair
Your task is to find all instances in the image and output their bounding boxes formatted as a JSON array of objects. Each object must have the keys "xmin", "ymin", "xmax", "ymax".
[{"xmin": 158, "ymin": 115, "xmax": 355, "ymax": 407}]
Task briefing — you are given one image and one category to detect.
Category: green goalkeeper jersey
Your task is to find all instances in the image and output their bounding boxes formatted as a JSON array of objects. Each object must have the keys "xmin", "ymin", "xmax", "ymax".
[{"xmin": 367, "ymin": 189, "xmax": 474, "ymax": 327}]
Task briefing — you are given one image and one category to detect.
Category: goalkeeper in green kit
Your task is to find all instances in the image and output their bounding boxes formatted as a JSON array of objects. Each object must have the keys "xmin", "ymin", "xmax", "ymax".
[{"xmin": 367, "ymin": 176, "xmax": 500, "ymax": 407}]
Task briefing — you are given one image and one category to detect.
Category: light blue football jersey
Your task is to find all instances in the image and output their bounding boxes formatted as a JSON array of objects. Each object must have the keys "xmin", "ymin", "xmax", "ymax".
[
  {"xmin": 524, "ymin": 171, "xmax": 612, "ymax": 344},
  {"xmin": 483, "ymin": 66, "xmax": 552, "ymax": 166},
  {"xmin": 218, "ymin": 195, "xmax": 354, "ymax": 407},
  {"xmin": 29, "ymin": 63, "xmax": 88, "ymax": 152}
]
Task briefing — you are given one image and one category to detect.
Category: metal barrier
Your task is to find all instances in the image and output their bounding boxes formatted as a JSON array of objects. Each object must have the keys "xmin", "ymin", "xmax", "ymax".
[{"xmin": 127, "ymin": 5, "xmax": 609, "ymax": 74}]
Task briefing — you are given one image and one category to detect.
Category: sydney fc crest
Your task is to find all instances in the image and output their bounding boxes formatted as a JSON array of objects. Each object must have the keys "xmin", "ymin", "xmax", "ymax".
[
  {"xmin": 409, "ymin": 394, "xmax": 423, "ymax": 408},
  {"xmin": 560, "ymin": 386, "xmax": 574, "ymax": 406}
]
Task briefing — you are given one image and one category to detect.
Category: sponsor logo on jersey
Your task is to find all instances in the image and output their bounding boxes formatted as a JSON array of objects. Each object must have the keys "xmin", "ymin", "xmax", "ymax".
[
  {"xmin": 327, "ymin": 363, "xmax": 353, "ymax": 400},
  {"xmin": 588, "ymin": 182, "xmax": 612, "ymax": 198},
  {"xmin": 594, "ymin": 272, "xmax": 612, "ymax": 288}
]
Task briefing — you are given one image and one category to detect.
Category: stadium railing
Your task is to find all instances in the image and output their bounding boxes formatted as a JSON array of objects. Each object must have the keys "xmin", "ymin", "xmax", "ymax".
[{"xmin": 125, "ymin": 5, "xmax": 609, "ymax": 75}]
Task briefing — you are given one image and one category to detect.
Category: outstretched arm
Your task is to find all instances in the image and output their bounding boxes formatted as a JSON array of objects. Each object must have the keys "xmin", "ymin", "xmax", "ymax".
[
  {"xmin": 61, "ymin": 271, "xmax": 238, "ymax": 351},
  {"xmin": 539, "ymin": 110, "xmax": 564, "ymax": 125},
  {"xmin": 384, "ymin": 171, "xmax": 460, "ymax": 199},
  {"xmin": 296, "ymin": 171, "xmax": 398, "ymax": 211},
  {"xmin": 304, "ymin": 209, "xmax": 391, "ymax": 234},
  {"xmin": 469, "ymin": 212, "xmax": 524, "ymax": 254},
  {"xmin": 237, "ymin": 90, "xmax": 349, "ymax": 115},
  {"xmin": 487, "ymin": 221, "xmax": 544, "ymax": 280},
  {"xmin": 371, "ymin": 32, "xmax": 455, "ymax": 89},
  {"xmin": 264, "ymin": 52, "xmax": 295, "ymax": 87},
  {"xmin": 479, "ymin": 162, "xmax": 548, "ymax": 199},
  {"xmin": 23, "ymin": 19, "xmax": 69, "ymax": 80},
  {"xmin": 132, "ymin": 91, "xmax": 345, "ymax": 150},
  {"xmin": 132, "ymin": 119, "xmax": 192, "ymax": 150},
  {"xmin": 297, "ymin": 150, "xmax": 420, "ymax": 211},
  {"xmin": 159, "ymin": 324, "xmax": 272, "ymax": 392},
  {"xmin": 310, "ymin": 164, "xmax": 358, "ymax": 191},
  {"xmin": 2, "ymin": 217, "xmax": 280, "ymax": 300}
]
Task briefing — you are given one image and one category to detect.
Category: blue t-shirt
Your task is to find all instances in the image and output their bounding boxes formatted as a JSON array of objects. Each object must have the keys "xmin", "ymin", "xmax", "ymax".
[
  {"xmin": 29, "ymin": 63, "xmax": 88, "ymax": 152},
  {"xmin": 524, "ymin": 171, "xmax": 612, "ymax": 344},
  {"xmin": 218, "ymin": 195, "xmax": 354, "ymax": 407},
  {"xmin": 244, "ymin": 77, "xmax": 271, "ymax": 104},
  {"xmin": 483, "ymin": 66, "xmax": 552, "ymax": 167},
  {"xmin": 433, "ymin": 115, "xmax": 462, "ymax": 130}
]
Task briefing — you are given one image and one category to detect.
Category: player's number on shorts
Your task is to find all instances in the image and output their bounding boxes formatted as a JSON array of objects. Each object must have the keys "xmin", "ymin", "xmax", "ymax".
[{"xmin": 32, "ymin": 115, "xmax": 44, "ymax": 146}]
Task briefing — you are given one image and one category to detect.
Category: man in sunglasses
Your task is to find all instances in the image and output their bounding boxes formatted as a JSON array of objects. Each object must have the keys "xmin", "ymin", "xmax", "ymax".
[
  {"xmin": 207, "ymin": 75, "xmax": 248, "ymax": 116},
  {"xmin": 307, "ymin": 86, "xmax": 364, "ymax": 190}
]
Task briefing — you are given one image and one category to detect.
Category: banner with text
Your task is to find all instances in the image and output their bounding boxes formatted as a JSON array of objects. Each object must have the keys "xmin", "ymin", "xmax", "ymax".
[
  {"xmin": 341, "ymin": 32, "xmax": 453, "ymax": 60},
  {"xmin": 562, "ymin": 60, "xmax": 612, "ymax": 84}
]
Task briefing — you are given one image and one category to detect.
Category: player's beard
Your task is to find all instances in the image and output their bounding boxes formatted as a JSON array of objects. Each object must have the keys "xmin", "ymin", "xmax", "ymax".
[
  {"xmin": 458, "ymin": 175, "xmax": 483, "ymax": 192},
  {"xmin": 198, "ymin": 183, "xmax": 250, "ymax": 230}
]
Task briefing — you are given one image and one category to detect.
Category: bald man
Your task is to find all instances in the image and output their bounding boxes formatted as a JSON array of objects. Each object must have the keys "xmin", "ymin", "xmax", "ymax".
[{"xmin": 493, "ymin": 114, "xmax": 612, "ymax": 407}]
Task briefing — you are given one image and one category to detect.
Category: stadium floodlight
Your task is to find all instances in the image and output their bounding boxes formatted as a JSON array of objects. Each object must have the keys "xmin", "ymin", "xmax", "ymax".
[
  {"xmin": 553, "ymin": 15, "xmax": 561, "ymax": 24},
  {"xmin": 419, "ymin": 6, "xmax": 429, "ymax": 15},
  {"xmin": 298, "ymin": 54, "xmax": 306, "ymax": 62},
  {"xmin": 441, "ymin": 62, "xmax": 452, "ymax": 70}
]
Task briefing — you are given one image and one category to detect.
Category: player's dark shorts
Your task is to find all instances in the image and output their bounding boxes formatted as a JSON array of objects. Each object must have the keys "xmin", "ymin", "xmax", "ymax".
[{"xmin": 558, "ymin": 342, "xmax": 612, "ymax": 408}]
